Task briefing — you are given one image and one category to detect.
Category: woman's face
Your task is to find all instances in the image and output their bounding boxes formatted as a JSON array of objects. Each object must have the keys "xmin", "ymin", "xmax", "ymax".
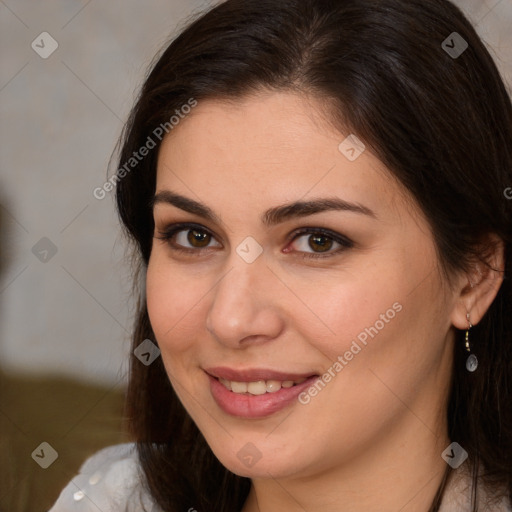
[{"xmin": 147, "ymin": 91, "xmax": 456, "ymax": 480}]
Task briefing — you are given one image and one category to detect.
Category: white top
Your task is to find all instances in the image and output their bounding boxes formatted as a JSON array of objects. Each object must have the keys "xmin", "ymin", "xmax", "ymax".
[
  {"xmin": 49, "ymin": 443, "xmax": 511, "ymax": 511},
  {"xmin": 48, "ymin": 443, "xmax": 157, "ymax": 512}
]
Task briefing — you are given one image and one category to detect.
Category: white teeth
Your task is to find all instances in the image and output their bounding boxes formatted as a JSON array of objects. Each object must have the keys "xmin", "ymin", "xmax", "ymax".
[
  {"xmin": 219, "ymin": 377, "xmax": 309, "ymax": 395},
  {"xmin": 230, "ymin": 381, "xmax": 248, "ymax": 393},
  {"xmin": 247, "ymin": 381, "xmax": 267, "ymax": 395},
  {"xmin": 266, "ymin": 380, "xmax": 282, "ymax": 393}
]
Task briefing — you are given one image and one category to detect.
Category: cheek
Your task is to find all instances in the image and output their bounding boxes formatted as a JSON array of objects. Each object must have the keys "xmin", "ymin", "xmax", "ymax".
[
  {"xmin": 318, "ymin": 271, "xmax": 448, "ymax": 421},
  {"xmin": 146, "ymin": 258, "xmax": 205, "ymax": 355},
  {"xmin": 293, "ymin": 248, "xmax": 443, "ymax": 387},
  {"xmin": 285, "ymin": 262, "xmax": 406, "ymax": 360}
]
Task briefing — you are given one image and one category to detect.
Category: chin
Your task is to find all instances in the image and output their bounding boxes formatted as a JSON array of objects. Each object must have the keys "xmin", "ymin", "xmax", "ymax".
[
  {"xmin": 219, "ymin": 454, "xmax": 295, "ymax": 479},
  {"xmin": 205, "ymin": 435, "xmax": 312, "ymax": 480}
]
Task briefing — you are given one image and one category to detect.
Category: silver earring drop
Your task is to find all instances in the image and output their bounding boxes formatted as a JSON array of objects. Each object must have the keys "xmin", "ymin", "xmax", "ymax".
[{"xmin": 465, "ymin": 313, "xmax": 478, "ymax": 372}]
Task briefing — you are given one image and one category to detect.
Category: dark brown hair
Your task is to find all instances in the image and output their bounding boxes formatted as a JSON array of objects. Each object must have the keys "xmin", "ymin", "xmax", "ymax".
[{"xmin": 114, "ymin": 0, "xmax": 512, "ymax": 510}]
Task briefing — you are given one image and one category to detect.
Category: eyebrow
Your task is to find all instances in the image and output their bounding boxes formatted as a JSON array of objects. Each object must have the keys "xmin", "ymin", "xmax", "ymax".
[{"xmin": 151, "ymin": 190, "xmax": 376, "ymax": 227}]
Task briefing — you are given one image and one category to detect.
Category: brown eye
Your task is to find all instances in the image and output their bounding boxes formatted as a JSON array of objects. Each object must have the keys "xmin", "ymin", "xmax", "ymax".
[
  {"xmin": 186, "ymin": 228, "xmax": 211, "ymax": 248},
  {"xmin": 154, "ymin": 223, "xmax": 221, "ymax": 255},
  {"xmin": 306, "ymin": 234, "xmax": 334, "ymax": 253},
  {"xmin": 155, "ymin": 223, "xmax": 352, "ymax": 260},
  {"xmin": 288, "ymin": 228, "xmax": 353, "ymax": 259}
]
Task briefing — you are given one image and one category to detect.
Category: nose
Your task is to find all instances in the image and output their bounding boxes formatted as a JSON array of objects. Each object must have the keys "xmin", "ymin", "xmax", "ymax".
[{"xmin": 205, "ymin": 256, "xmax": 285, "ymax": 348}]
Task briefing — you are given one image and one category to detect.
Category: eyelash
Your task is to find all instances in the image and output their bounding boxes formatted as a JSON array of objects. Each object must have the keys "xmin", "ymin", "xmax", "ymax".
[{"xmin": 154, "ymin": 222, "xmax": 354, "ymax": 259}]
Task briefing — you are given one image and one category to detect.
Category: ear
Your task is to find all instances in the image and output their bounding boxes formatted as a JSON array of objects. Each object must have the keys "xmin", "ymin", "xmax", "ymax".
[{"xmin": 450, "ymin": 234, "xmax": 505, "ymax": 329}]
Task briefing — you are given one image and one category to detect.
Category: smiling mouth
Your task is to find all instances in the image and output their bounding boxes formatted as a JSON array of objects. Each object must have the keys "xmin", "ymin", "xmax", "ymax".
[
  {"xmin": 205, "ymin": 369, "xmax": 320, "ymax": 418},
  {"xmin": 205, "ymin": 366, "xmax": 319, "ymax": 395},
  {"xmin": 216, "ymin": 377, "xmax": 310, "ymax": 395}
]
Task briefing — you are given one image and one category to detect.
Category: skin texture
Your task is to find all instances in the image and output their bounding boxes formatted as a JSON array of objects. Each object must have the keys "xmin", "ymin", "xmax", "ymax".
[{"xmin": 146, "ymin": 91, "xmax": 503, "ymax": 512}]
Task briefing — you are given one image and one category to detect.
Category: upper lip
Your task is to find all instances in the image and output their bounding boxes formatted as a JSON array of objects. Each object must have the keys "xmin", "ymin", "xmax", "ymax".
[{"xmin": 205, "ymin": 366, "xmax": 318, "ymax": 382}]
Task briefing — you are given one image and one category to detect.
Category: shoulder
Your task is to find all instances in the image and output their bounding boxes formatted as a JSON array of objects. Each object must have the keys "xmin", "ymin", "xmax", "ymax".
[
  {"xmin": 48, "ymin": 443, "xmax": 158, "ymax": 512},
  {"xmin": 439, "ymin": 463, "xmax": 511, "ymax": 512}
]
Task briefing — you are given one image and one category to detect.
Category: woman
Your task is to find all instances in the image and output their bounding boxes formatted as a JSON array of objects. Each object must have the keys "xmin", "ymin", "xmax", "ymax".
[{"xmin": 50, "ymin": 0, "xmax": 512, "ymax": 510}]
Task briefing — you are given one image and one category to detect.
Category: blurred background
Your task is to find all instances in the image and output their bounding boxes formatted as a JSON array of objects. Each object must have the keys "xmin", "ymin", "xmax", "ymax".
[{"xmin": 0, "ymin": 0, "xmax": 510, "ymax": 510}]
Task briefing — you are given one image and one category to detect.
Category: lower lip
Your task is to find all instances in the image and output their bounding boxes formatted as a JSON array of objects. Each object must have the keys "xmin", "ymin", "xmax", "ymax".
[{"xmin": 207, "ymin": 374, "xmax": 319, "ymax": 418}]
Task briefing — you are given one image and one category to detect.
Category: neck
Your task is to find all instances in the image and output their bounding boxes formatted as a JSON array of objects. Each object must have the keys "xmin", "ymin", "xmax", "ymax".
[{"xmin": 241, "ymin": 409, "xmax": 450, "ymax": 512}]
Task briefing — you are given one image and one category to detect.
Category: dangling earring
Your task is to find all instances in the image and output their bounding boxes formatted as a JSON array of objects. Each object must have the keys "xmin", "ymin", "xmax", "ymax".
[{"xmin": 465, "ymin": 313, "xmax": 478, "ymax": 372}]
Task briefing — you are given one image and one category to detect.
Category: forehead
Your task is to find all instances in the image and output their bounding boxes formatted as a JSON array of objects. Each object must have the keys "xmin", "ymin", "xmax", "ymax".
[{"xmin": 155, "ymin": 91, "xmax": 411, "ymax": 221}]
